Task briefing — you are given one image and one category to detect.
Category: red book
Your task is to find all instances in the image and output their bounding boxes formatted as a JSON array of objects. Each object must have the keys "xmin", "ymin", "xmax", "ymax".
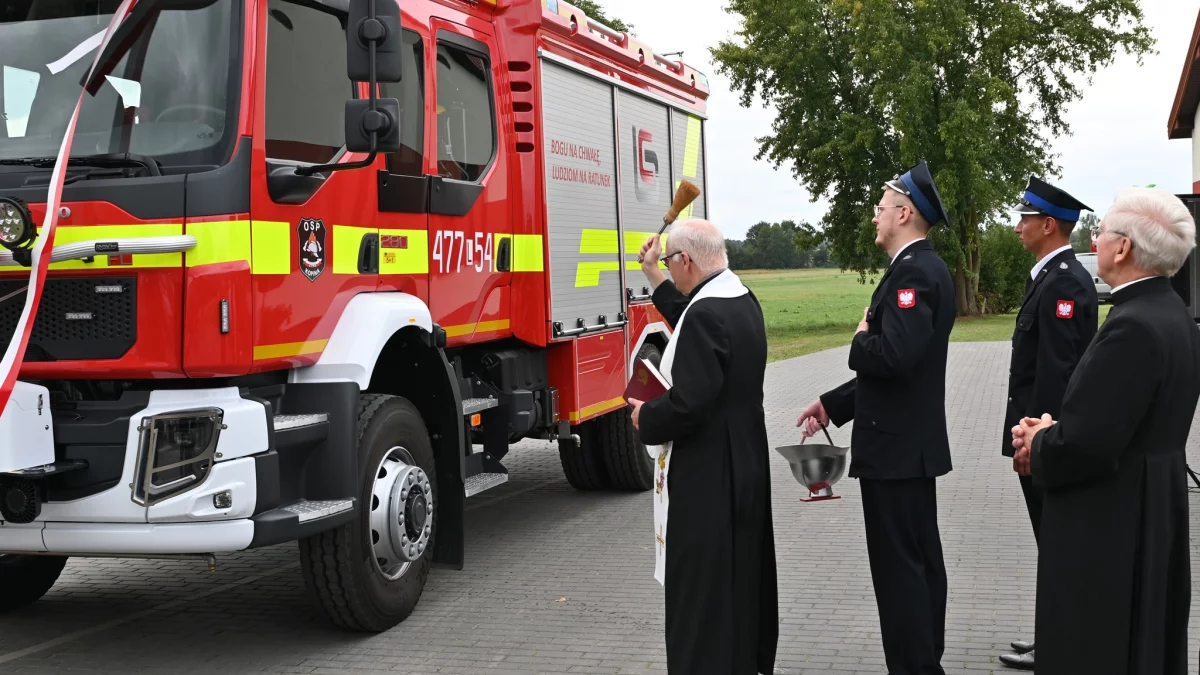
[{"xmin": 625, "ymin": 358, "xmax": 670, "ymax": 402}]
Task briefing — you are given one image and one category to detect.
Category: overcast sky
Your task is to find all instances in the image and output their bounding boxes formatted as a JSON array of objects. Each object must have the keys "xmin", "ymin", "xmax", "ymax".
[{"xmin": 595, "ymin": 0, "xmax": 1198, "ymax": 240}]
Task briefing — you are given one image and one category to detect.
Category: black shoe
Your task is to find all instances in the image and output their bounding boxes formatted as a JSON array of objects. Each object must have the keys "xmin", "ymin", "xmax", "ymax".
[
  {"xmin": 999, "ymin": 650, "xmax": 1035, "ymax": 670},
  {"xmin": 1009, "ymin": 640, "xmax": 1034, "ymax": 654}
]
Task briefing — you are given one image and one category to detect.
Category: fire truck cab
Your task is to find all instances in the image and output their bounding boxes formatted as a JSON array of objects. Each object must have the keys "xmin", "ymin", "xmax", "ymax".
[{"xmin": 0, "ymin": 0, "xmax": 709, "ymax": 630}]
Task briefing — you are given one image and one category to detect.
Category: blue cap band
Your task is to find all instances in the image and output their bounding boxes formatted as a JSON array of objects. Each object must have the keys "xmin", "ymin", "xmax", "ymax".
[
  {"xmin": 900, "ymin": 172, "xmax": 937, "ymax": 224},
  {"xmin": 1022, "ymin": 191, "xmax": 1080, "ymax": 222}
]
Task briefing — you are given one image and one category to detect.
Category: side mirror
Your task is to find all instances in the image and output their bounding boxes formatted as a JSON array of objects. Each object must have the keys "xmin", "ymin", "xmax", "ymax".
[
  {"xmin": 297, "ymin": 0, "xmax": 402, "ymax": 175},
  {"xmin": 347, "ymin": 0, "xmax": 402, "ymax": 83},
  {"xmin": 345, "ymin": 98, "xmax": 400, "ymax": 154}
]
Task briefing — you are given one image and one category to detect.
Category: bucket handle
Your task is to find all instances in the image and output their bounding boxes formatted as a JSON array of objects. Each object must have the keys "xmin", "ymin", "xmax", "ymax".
[{"xmin": 801, "ymin": 420, "xmax": 835, "ymax": 446}]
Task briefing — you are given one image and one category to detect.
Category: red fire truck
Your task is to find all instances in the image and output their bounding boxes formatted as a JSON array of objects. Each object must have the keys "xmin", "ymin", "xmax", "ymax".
[{"xmin": 0, "ymin": 0, "xmax": 709, "ymax": 630}]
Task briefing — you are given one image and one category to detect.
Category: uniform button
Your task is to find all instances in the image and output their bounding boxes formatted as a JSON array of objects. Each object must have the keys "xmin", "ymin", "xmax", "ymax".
[{"xmin": 1008, "ymin": 397, "xmax": 1012, "ymax": 402}]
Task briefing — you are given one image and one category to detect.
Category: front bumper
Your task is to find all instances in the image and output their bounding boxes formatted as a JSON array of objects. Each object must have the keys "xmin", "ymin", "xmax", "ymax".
[{"xmin": 0, "ymin": 381, "xmax": 354, "ymax": 555}]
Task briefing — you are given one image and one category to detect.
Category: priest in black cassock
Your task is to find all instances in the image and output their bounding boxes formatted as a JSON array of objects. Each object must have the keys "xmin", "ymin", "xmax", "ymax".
[
  {"xmin": 796, "ymin": 161, "xmax": 956, "ymax": 675},
  {"xmin": 1012, "ymin": 187, "xmax": 1200, "ymax": 675},
  {"xmin": 626, "ymin": 218, "xmax": 778, "ymax": 675}
]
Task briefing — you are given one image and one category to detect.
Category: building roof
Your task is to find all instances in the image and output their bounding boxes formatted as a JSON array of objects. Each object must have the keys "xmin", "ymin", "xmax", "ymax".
[{"xmin": 1169, "ymin": 7, "xmax": 1200, "ymax": 139}]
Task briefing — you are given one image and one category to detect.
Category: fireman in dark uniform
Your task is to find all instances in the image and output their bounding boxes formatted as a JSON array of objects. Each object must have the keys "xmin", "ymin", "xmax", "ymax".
[
  {"xmin": 797, "ymin": 160, "xmax": 956, "ymax": 675},
  {"xmin": 997, "ymin": 176, "xmax": 1098, "ymax": 671}
]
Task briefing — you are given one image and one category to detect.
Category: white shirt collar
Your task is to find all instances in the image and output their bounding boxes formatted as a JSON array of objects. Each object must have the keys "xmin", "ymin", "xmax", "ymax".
[
  {"xmin": 1110, "ymin": 275, "xmax": 1158, "ymax": 294},
  {"xmin": 891, "ymin": 238, "xmax": 925, "ymax": 264},
  {"xmin": 1030, "ymin": 244, "xmax": 1074, "ymax": 280}
]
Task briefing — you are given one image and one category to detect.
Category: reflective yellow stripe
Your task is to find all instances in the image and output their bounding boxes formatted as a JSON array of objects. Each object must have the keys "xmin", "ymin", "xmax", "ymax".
[
  {"xmin": 675, "ymin": 115, "xmax": 702, "ymax": 220},
  {"xmin": 492, "ymin": 233, "xmax": 544, "ymax": 273},
  {"xmin": 379, "ymin": 229, "xmax": 428, "ymax": 274},
  {"xmin": 513, "ymin": 234, "xmax": 543, "ymax": 272},
  {"xmin": 253, "ymin": 339, "xmax": 328, "ymax": 361},
  {"xmin": 575, "ymin": 261, "xmax": 621, "ymax": 287},
  {"xmin": 332, "ymin": 225, "xmax": 374, "ymax": 275},
  {"xmin": 186, "ymin": 220, "xmax": 251, "ymax": 267},
  {"xmin": 578, "ymin": 229, "xmax": 616, "ymax": 254},
  {"xmin": 574, "ymin": 229, "xmax": 668, "ymax": 287},
  {"xmin": 569, "ymin": 396, "xmax": 627, "ymax": 422},
  {"xmin": 42, "ymin": 224, "xmax": 184, "ymax": 270},
  {"xmin": 443, "ymin": 319, "xmax": 511, "ymax": 338},
  {"xmin": 251, "ymin": 221, "xmax": 291, "ymax": 275}
]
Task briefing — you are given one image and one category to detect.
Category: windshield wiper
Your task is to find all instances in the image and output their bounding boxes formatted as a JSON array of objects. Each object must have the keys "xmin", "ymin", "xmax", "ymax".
[{"xmin": 0, "ymin": 153, "xmax": 162, "ymax": 176}]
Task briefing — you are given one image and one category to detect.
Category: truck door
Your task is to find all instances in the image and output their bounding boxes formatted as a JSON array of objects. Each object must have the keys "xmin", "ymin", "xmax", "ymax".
[
  {"xmin": 249, "ymin": 0, "xmax": 380, "ymax": 369},
  {"xmin": 425, "ymin": 19, "xmax": 512, "ymax": 344},
  {"xmin": 376, "ymin": 27, "xmax": 432, "ymax": 303}
]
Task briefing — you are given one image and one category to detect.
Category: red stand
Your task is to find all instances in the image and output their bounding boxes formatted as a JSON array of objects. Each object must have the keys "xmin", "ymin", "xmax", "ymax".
[{"xmin": 799, "ymin": 480, "xmax": 840, "ymax": 502}]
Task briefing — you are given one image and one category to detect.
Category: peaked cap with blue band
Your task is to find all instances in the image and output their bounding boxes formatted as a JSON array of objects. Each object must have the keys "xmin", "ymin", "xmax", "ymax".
[
  {"xmin": 883, "ymin": 160, "xmax": 949, "ymax": 227},
  {"xmin": 1012, "ymin": 175, "xmax": 1092, "ymax": 223}
]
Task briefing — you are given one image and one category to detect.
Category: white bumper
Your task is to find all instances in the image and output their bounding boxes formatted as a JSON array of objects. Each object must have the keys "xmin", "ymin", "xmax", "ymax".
[
  {"xmin": 0, "ymin": 381, "xmax": 55, "ymax": 473},
  {"xmin": 0, "ymin": 384, "xmax": 269, "ymax": 555}
]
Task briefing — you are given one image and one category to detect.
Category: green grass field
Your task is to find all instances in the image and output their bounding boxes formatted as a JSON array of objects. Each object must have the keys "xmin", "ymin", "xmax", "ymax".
[{"xmin": 740, "ymin": 268, "xmax": 1113, "ymax": 363}]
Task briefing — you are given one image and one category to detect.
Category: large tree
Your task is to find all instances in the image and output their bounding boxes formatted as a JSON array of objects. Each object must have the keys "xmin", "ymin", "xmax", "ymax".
[{"xmin": 711, "ymin": 0, "xmax": 1153, "ymax": 314}]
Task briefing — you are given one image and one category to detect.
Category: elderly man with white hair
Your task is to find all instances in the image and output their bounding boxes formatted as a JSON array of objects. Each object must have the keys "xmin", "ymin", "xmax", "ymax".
[
  {"xmin": 627, "ymin": 218, "xmax": 778, "ymax": 675},
  {"xmin": 1011, "ymin": 187, "xmax": 1200, "ymax": 675}
]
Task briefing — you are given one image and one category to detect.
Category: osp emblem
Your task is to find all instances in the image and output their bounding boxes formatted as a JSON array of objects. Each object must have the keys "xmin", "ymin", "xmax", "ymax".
[{"xmin": 297, "ymin": 217, "xmax": 326, "ymax": 282}]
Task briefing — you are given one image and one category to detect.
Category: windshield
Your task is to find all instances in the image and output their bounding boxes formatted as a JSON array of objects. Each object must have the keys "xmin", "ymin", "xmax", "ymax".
[{"xmin": 0, "ymin": 0, "xmax": 239, "ymax": 169}]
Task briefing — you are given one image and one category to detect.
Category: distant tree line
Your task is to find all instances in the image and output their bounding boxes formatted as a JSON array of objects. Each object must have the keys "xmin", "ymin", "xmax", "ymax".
[
  {"xmin": 726, "ymin": 213, "xmax": 1104, "ymax": 316},
  {"xmin": 725, "ymin": 220, "xmax": 837, "ymax": 270}
]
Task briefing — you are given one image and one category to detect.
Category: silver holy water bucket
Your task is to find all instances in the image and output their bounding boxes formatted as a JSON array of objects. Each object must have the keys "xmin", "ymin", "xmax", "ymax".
[{"xmin": 775, "ymin": 423, "xmax": 849, "ymax": 502}]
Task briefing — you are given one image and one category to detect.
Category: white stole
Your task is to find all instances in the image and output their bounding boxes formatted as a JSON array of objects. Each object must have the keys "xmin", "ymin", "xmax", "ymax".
[{"xmin": 648, "ymin": 269, "xmax": 750, "ymax": 585}]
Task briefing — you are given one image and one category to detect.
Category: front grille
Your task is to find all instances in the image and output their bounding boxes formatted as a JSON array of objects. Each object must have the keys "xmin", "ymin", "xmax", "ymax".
[{"xmin": 0, "ymin": 277, "xmax": 137, "ymax": 361}]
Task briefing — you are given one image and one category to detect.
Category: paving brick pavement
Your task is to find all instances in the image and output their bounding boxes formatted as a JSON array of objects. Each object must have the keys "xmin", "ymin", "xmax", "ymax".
[{"xmin": 0, "ymin": 342, "xmax": 1198, "ymax": 674}]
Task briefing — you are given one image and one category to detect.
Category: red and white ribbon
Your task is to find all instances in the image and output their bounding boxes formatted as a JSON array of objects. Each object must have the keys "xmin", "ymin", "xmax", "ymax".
[{"xmin": 0, "ymin": 0, "xmax": 137, "ymax": 414}]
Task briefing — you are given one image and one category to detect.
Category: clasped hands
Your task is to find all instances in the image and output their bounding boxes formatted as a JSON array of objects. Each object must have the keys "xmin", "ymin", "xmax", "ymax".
[{"xmin": 1011, "ymin": 413, "xmax": 1056, "ymax": 476}]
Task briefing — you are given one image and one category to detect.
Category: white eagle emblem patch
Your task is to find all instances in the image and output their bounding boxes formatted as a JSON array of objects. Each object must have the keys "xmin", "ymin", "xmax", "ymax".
[
  {"xmin": 897, "ymin": 289, "xmax": 916, "ymax": 309},
  {"xmin": 1056, "ymin": 300, "xmax": 1074, "ymax": 319}
]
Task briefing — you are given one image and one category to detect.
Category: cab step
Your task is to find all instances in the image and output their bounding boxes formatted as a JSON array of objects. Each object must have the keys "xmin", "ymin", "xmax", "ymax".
[
  {"xmin": 464, "ymin": 450, "xmax": 508, "ymax": 497},
  {"xmin": 465, "ymin": 472, "xmax": 508, "ymax": 497},
  {"xmin": 281, "ymin": 499, "xmax": 354, "ymax": 523},
  {"xmin": 462, "ymin": 397, "xmax": 499, "ymax": 416},
  {"xmin": 273, "ymin": 413, "xmax": 329, "ymax": 430},
  {"xmin": 249, "ymin": 498, "xmax": 357, "ymax": 548}
]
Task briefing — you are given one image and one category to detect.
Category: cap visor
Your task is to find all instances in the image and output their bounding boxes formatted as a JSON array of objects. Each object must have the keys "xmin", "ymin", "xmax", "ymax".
[
  {"xmin": 884, "ymin": 179, "xmax": 908, "ymax": 195},
  {"xmin": 1012, "ymin": 204, "xmax": 1042, "ymax": 215}
]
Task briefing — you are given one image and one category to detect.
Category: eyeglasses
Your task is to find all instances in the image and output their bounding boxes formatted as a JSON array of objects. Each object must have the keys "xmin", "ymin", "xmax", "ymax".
[
  {"xmin": 660, "ymin": 250, "xmax": 684, "ymax": 264},
  {"xmin": 873, "ymin": 205, "xmax": 907, "ymax": 217}
]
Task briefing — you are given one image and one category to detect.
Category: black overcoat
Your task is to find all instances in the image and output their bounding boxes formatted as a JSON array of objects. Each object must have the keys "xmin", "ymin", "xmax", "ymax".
[
  {"xmin": 1002, "ymin": 247, "xmax": 1098, "ymax": 457},
  {"xmin": 1030, "ymin": 276, "xmax": 1199, "ymax": 674},
  {"xmin": 637, "ymin": 275, "xmax": 779, "ymax": 675},
  {"xmin": 821, "ymin": 239, "xmax": 956, "ymax": 479}
]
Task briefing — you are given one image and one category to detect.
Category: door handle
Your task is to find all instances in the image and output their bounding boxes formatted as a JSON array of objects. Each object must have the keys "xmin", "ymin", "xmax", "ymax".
[
  {"xmin": 359, "ymin": 234, "xmax": 379, "ymax": 274},
  {"xmin": 497, "ymin": 236, "xmax": 512, "ymax": 272}
]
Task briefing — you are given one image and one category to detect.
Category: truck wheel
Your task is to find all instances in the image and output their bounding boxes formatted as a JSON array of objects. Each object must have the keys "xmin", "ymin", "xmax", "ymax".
[
  {"xmin": 558, "ymin": 421, "xmax": 610, "ymax": 490},
  {"xmin": 597, "ymin": 341, "xmax": 660, "ymax": 491},
  {"xmin": 299, "ymin": 394, "xmax": 436, "ymax": 632},
  {"xmin": 0, "ymin": 554, "xmax": 67, "ymax": 611}
]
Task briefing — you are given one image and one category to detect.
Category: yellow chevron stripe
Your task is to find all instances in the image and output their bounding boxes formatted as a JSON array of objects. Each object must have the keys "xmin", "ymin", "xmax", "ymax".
[
  {"xmin": 253, "ymin": 339, "xmax": 328, "ymax": 361},
  {"xmin": 443, "ymin": 319, "xmax": 511, "ymax": 338},
  {"xmin": 569, "ymin": 396, "xmax": 628, "ymax": 422}
]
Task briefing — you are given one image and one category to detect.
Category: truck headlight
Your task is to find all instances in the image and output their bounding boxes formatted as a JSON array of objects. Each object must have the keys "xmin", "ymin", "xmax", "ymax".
[
  {"xmin": 132, "ymin": 408, "xmax": 225, "ymax": 506},
  {"xmin": 0, "ymin": 197, "xmax": 35, "ymax": 251}
]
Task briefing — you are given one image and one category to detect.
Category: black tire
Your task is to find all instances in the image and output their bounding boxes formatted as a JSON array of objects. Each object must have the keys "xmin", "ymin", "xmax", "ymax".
[
  {"xmin": 557, "ymin": 420, "xmax": 610, "ymax": 490},
  {"xmin": 298, "ymin": 394, "xmax": 436, "ymax": 632},
  {"xmin": 597, "ymin": 406, "xmax": 655, "ymax": 491},
  {"xmin": 0, "ymin": 554, "xmax": 66, "ymax": 611},
  {"xmin": 597, "ymin": 341, "xmax": 660, "ymax": 491}
]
